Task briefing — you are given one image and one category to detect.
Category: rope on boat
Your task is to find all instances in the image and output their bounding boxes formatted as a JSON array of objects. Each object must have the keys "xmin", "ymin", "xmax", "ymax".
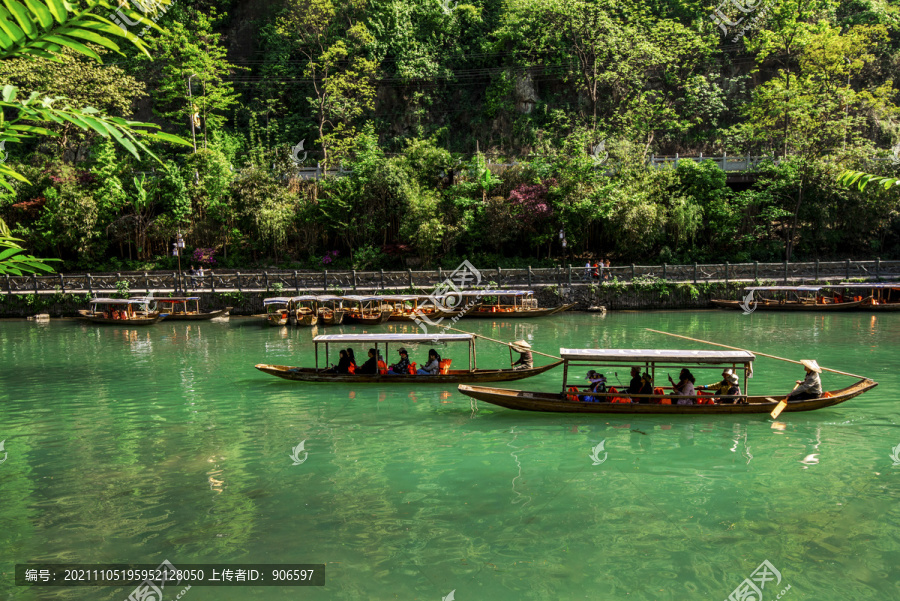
[
  {"xmin": 429, "ymin": 322, "xmax": 563, "ymax": 361},
  {"xmin": 645, "ymin": 329, "xmax": 869, "ymax": 380}
]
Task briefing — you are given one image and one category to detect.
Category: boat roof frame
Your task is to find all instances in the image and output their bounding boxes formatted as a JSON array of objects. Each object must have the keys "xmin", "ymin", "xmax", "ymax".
[
  {"xmin": 560, "ymin": 348, "xmax": 755, "ymax": 364},
  {"xmin": 314, "ymin": 333, "xmax": 473, "ymax": 343}
]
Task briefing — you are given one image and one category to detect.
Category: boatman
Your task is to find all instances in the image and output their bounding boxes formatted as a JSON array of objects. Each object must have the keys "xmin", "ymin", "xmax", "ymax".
[
  {"xmin": 511, "ymin": 340, "xmax": 533, "ymax": 370},
  {"xmin": 787, "ymin": 360, "xmax": 823, "ymax": 400}
]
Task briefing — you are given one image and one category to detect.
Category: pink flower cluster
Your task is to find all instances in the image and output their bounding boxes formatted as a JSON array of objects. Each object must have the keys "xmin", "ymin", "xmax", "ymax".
[
  {"xmin": 192, "ymin": 248, "xmax": 217, "ymax": 265},
  {"xmin": 508, "ymin": 179, "xmax": 556, "ymax": 224},
  {"xmin": 321, "ymin": 250, "xmax": 339, "ymax": 265}
]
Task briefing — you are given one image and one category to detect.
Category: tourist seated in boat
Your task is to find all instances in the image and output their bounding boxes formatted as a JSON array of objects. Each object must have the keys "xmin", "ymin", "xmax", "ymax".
[
  {"xmin": 389, "ymin": 348, "xmax": 411, "ymax": 375},
  {"xmin": 583, "ymin": 370, "xmax": 607, "ymax": 402},
  {"xmin": 326, "ymin": 350, "xmax": 353, "ymax": 374},
  {"xmin": 697, "ymin": 369, "xmax": 741, "ymax": 403},
  {"xmin": 787, "ymin": 360, "xmax": 823, "ymax": 400},
  {"xmin": 511, "ymin": 340, "xmax": 533, "ymax": 370},
  {"xmin": 634, "ymin": 372, "xmax": 654, "ymax": 403},
  {"xmin": 357, "ymin": 348, "xmax": 379, "ymax": 374},
  {"xmin": 417, "ymin": 349, "xmax": 442, "ymax": 375},
  {"xmin": 626, "ymin": 367, "xmax": 642, "ymax": 394},
  {"xmin": 668, "ymin": 368, "xmax": 696, "ymax": 405}
]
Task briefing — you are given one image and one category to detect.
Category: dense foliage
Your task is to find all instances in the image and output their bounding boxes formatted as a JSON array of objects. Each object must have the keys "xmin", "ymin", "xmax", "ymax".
[{"xmin": 2, "ymin": 0, "xmax": 900, "ymax": 270}]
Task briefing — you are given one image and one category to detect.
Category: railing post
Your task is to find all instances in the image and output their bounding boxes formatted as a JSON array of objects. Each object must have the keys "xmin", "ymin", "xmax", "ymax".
[
  {"xmin": 527, "ymin": 266, "xmax": 532, "ymax": 287},
  {"xmin": 323, "ymin": 270, "xmax": 328, "ymax": 292},
  {"xmin": 498, "ymin": 266, "xmax": 502, "ymax": 287},
  {"xmin": 783, "ymin": 261, "xmax": 788, "ymax": 284},
  {"xmin": 294, "ymin": 270, "xmax": 300, "ymax": 292},
  {"xmin": 87, "ymin": 273, "xmax": 92, "ymax": 296},
  {"xmin": 876, "ymin": 257, "xmax": 881, "ymax": 279},
  {"xmin": 33, "ymin": 273, "xmax": 38, "ymax": 294},
  {"xmin": 438, "ymin": 267, "xmax": 443, "ymax": 283},
  {"xmin": 5, "ymin": 273, "xmax": 9, "ymax": 294},
  {"xmin": 754, "ymin": 261, "xmax": 759, "ymax": 281},
  {"xmin": 59, "ymin": 273, "xmax": 65, "ymax": 293},
  {"xmin": 814, "ymin": 259, "xmax": 819, "ymax": 282},
  {"xmin": 845, "ymin": 258, "xmax": 850, "ymax": 280},
  {"xmin": 352, "ymin": 270, "xmax": 357, "ymax": 291},
  {"xmin": 693, "ymin": 262, "xmax": 698, "ymax": 284},
  {"xmin": 210, "ymin": 270, "xmax": 216, "ymax": 293},
  {"xmin": 144, "ymin": 271, "xmax": 149, "ymax": 293},
  {"xmin": 380, "ymin": 269, "xmax": 385, "ymax": 291},
  {"xmin": 236, "ymin": 272, "xmax": 242, "ymax": 292},
  {"xmin": 557, "ymin": 265, "xmax": 561, "ymax": 288},
  {"xmin": 264, "ymin": 271, "xmax": 269, "ymax": 291},
  {"xmin": 724, "ymin": 262, "xmax": 729, "ymax": 285},
  {"xmin": 631, "ymin": 264, "xmax": 635, "ymax": 281},
  {"xmin": 567, "ymin": 264, "xmax": 572, "ymax": 286},
  {"xmin": 662, "ymin": 263, "xmax": 667, "ymax": 280},
  {"xmin": 408, "ymin": 268, "xmax": 413, "ymax": 289}
]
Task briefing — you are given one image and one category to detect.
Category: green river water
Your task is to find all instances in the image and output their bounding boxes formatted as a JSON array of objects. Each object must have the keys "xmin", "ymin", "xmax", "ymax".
[{"xmin": 1, "ymin": 311, "xmax": 899, "ymax": 601}]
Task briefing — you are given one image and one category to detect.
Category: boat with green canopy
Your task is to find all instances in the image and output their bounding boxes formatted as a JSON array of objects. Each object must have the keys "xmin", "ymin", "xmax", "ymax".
[
  {"xmin": 457, "ymin": 348, "xmax": 877, "ymax": 414},
  {"xmin": 254, "ymin": 333, "xmax": 563, "ymax": 383}
]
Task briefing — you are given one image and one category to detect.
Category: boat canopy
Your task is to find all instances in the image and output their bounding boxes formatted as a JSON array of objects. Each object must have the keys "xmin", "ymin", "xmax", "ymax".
[
  {"xmin": 316, "ymin": 295, "xmax": 345, "ymax": 301},
  {"xmin": 314, "ymin": 333, "xmax": 473, "ymax": 343},
  {"xmin": 291, "ymin": 295, "xmax": 320, "ymax": 302},
  {"xmin": 381, "ymin": 295, "xmax": 421, "ymax": 301},
  {"xmin": 745, "ymin": 286, "xmax": 821, "ymax": 292},
  {"xmin": 263, "ymin": 297, "xmax": 293, "ymax": 305},
  {"xmin": 453, "ymin": 289, "xmax": 534, "ymax": 296},
  {"xmin": 560, "ymin": 348, "xmax": 755, "ymax": 364},
  {"xmin": 341, "ymin": 295, "xmax": 386, "ymax": 302},
  {"xmin": 822, "ymin": 283, "xmax": 900, "ymax": 289},
  {"xmin": 91, "ymin": 298, "xmax": 155, "ymax": 305},
  {"xmin": 155, "ymin": 297, "xmax": 200, "ymax": 302}
]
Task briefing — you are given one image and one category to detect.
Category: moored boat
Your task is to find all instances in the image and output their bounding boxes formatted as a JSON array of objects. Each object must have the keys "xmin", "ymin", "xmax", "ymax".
[
  {"xmin": 77, "ymin": 298, "xmax": 165, "ymax": 325},
  {"xmin": 149, "ymin": 297, "xmax": 231, "ymax": 320},
  {"xmin": 290, "ymin": 295, "xmax": 319, "ymax": 326},
  {"xmin": 254, "ymin": 333, "xmax": 563, "ymax": 383},
  {"xmin": 383, "ymin": 295, "xmax": 440, "ymax": 322},
  {"xmin": 457, "ymin": 348, "xmax": 877, "ymax": 414},
  {"xmin": 434, "ymin": 290, "xmax": 576, "ymax": 319},
  {"xmin": 823, "ymin": 283, "xmax": 900, "ymax": 311},
  {"xmin": 711, "ymin": 286, "xmax": 865, "ymax": 311},
  {"xmin": 316, "ymin": 295, "xmax": 347, "ymax": 325},
  {"xmin": 341, "ymin": 295, "xmax": 392, "ymax": 325},
  {"xmin": 264, "ymin": 297, "xmax": 291, "ymax": 326}
]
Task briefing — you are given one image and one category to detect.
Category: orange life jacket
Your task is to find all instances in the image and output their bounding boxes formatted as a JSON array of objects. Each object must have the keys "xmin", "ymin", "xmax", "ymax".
[
  {"xmin": 347, "ymin": 363, "xmax": 356, "ymax": 374},
  {"xmin": 567, "ymin": 386, "xmax": 580, "ymax": 402},
  {"xmin": 609, "ymin": 386, "xmax": 630, "ymax": 403},
  {"xmin": 408, "ymin": 362, "xmax": 417, "ymax": 375},
  {"xmin": 439, "ymin": 359, "xmax": 452, "ymax": 375},
  {"xmin": 377, "ymin": 360, "xmax": 387, "ymax": 375}
]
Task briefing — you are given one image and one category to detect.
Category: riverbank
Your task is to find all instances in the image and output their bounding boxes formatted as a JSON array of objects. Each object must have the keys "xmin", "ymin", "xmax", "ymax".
[{"xmin": 0, "ymin": 281, "xmax": 815, "ymax": 317}]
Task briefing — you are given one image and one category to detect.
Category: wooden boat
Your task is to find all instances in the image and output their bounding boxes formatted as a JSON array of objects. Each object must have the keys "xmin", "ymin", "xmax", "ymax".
[
  {"xmin": 77, "ymin": 298, "xmax": 164, "ymax": 325},
  {"xmin": 316, "ymin": 295, "xmax": 347, "ymax": 325},
  {"xmin": 255, "ymin": 333, "xmax": 563, "ymax": 383},
  {"xmin": 433, "ymin": 290, "xmax": 576, "ymax": 319},
  {"xmin": 149, "ymin": 297, "xmax": 231, "ymax": 320},
  {"xmin": 457, "ymin": 348, "xmax": 877, "ymax": 414},
  {"xmin": 289, "ymin": 295, "xmax": 319, "ymax": 327},
  {"xmin": 264, "ymin": 297, "xmax": 291, "ymax": 326},
  {"xmin": 711, "ymin": 286, "xmax": 865, "ymax": 311},
  {"xmin": 383, "ymin": 295, "xmax": 441, "ymax": 322},
  {"xmin": 823, "ymin": 283, "xmax": 900, "ymax": 311},
  {"xmin": 341, "ymin": 295, "xmax": 392, "ymax": 325}
]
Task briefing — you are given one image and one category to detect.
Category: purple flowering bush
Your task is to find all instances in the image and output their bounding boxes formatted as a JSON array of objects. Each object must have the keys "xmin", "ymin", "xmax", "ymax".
[
  {"xmin": 508, "ymin": 179, "xmax": 556, "ymax": 226},
  {"xmin": 321, "ymin": 250, "xmax": 339, "ymax": 265},
  {"xmin": 192, "ymin": 248, "xmax": 217, "ymax": 266}
]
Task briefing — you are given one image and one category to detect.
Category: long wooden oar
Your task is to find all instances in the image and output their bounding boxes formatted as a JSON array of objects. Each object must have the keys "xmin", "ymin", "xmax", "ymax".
[
  {"xmin": 430, "ymin": 322, "xmax": 563, "ymax": 361},
  {"xmin": 644, "ymin": 329, "xmax": 867, "ymax": 380}
]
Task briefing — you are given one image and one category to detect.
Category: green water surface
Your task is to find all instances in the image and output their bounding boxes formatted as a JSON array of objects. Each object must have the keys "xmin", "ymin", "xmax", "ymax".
[{"xmin": 1, "ymin": 311, "xmax": 899, "ymax": 601}]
